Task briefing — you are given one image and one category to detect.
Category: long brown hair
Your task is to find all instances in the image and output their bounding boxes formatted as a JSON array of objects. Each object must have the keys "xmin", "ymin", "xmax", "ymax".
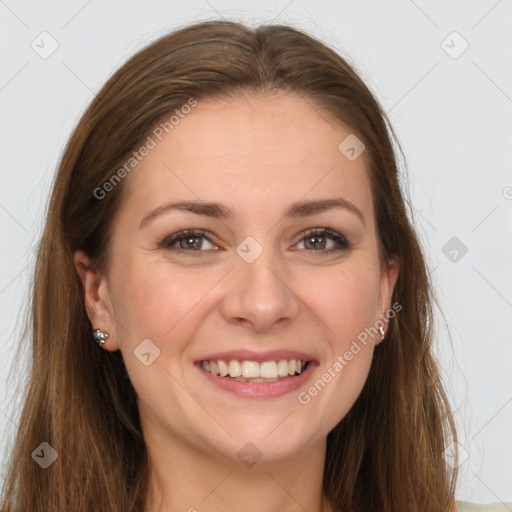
[{"xmin": 0, "ymin": 19, "xmax": 459, "ymax": 511}]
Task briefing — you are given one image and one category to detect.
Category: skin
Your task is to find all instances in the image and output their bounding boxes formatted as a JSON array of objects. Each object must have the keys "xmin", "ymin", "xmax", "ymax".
[{"xmin": 75, "ymin": 91, "xmax": 400, "ymax": 512}]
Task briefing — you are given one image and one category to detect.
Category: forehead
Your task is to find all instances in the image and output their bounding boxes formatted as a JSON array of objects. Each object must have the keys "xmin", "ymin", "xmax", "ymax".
[{"xmin": 121, "ymin": 92, "xmax": 373, "ymax": 225}]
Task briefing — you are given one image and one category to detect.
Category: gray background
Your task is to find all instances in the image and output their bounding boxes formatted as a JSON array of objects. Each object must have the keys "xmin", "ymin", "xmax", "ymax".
[{"xmin": 1, "ymin": 0, "xmax": 511, "ymax": 503}]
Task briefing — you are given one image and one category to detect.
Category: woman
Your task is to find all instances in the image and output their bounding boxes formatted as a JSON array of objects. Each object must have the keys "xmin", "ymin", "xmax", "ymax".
[{"xmin": 1, "ymin": 19, "xmax": 509, "ymax": 512}]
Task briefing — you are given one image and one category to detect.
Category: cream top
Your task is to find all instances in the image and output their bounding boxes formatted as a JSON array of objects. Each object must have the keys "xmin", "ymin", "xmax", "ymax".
[{"xmin": 457, "ymin": 501, "xmax": 512, "ymax": 511}]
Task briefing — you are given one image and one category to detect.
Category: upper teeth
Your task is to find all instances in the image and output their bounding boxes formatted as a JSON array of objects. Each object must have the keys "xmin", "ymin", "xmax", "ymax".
[{"xmin": 202, "ymin": 359, "xmax": 307, "ymax": 378}]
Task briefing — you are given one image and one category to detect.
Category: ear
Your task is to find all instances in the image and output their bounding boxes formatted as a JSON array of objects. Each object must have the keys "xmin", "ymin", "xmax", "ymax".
[
  {"xmin": 73, "ymin": 249, "xmax": 120, "ymax": 351},
  {"xmin": 375, "ymin": 255, "xmax": 400, "ymax": 345}
]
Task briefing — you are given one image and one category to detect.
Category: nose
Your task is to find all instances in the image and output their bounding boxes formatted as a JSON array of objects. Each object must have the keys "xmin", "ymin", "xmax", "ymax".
[{"xmin": 221, "ymin": 247, "xmax": 300, "ymax": 333}]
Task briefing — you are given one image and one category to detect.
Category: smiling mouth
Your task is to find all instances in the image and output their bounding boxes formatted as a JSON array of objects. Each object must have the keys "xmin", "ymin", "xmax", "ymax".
[{"xmin": 197, "ymin": 359, "xmax": 310, "ymax": 383}]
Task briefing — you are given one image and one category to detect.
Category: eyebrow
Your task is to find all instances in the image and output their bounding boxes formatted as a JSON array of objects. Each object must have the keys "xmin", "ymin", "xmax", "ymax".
[{"xmin": 139, "ymin": 197, "xmax": 366, "ymax": 229}]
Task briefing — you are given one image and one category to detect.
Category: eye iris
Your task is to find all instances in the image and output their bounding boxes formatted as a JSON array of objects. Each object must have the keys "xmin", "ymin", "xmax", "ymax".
[
  {"xmin": 181, "ymin": 236, "xmax": 202, "ymax": 250},
  {"xmin": 305, "ymin": 235, "xmax": 326, "ymax": 250}
]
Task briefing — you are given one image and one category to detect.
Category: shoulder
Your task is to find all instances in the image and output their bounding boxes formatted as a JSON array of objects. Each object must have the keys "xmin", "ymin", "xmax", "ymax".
[{"xmin": 457, "ymin": 501, "xmax": 512, "ymax": 512}]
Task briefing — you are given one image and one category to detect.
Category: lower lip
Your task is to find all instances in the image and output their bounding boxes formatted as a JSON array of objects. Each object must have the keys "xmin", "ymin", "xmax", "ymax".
[{"xmin": 194, "ymin": 361, "xmax": 318, "ymax": 398}]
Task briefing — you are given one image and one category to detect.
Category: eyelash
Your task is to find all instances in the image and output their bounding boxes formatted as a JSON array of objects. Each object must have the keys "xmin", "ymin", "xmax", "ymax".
[{"xmin": 158, "ymin": 227, "xmax": 351, "ymax": 256}]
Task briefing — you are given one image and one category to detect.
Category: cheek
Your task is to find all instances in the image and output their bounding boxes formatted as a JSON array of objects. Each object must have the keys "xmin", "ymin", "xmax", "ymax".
[
  {"xmin": 113, "ymin": 249, "xmax": 381, "ymax": 349},
  {"xmin": 298, "ymin": 256, "xmax": 381, "ymax": 346},
  {"xmin": 111, "ymin": 257, "xmax": 220, "ymax": 346},
  {"xmin": 109, "ymin": 260, "xmax": 212, "ymax": 407},
  {"xmin": 294, "ymin": 257, "xmax": 380, "ymax": 411}
]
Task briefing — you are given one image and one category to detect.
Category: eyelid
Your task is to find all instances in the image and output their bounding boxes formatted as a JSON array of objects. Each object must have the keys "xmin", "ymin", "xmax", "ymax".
[
  {"xmin": 159, "ymin": 227, "xmax": 351, "ymax": 253},
  {"xmin": 292, "ymin": 227, "xmax": 350, "ymax": 246},
  {"xmin": 158, "ymin": 229, "xmax": 216, "ymax": 250}
]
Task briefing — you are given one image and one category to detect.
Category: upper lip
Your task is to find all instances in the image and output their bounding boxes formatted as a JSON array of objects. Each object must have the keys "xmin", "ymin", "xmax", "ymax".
[{"xmin": 195, "ymin": 349, "xmax": 318, "ymax": 364}]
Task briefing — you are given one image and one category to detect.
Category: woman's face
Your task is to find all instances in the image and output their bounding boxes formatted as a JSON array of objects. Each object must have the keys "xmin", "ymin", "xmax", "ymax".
[{"xmin": 78, "ymin": 92, "xmax": 399, "ymax": 463}]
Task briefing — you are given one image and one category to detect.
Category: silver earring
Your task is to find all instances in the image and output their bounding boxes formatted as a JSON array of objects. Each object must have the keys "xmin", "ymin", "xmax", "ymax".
[
  {"xmin": 379, "ymin": 325, "xmax": 385, "ymax": 340},
  {"xmin": 92, "ymin": 329, "xmax": 109, "ymax": 347}
]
